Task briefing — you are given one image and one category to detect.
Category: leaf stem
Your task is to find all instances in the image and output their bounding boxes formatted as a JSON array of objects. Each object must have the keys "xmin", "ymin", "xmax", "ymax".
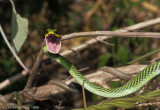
[{"xmin": 9, "ymin": 0, "xmax": 17, "ymax": 13}]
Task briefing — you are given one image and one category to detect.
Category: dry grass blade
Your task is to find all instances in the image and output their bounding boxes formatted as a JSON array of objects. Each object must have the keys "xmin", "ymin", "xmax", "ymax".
[{"xmin": 82, "ymin": 81, "xmax": 88, "ymax": 110}]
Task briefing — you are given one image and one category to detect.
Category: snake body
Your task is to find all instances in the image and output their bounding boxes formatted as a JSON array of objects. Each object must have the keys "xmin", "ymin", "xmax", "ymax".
[
  {"xmin": 44, "ymin": 29, "xmax": 160, "ymax": 98},
  {"xmin": 46, "ymin": 52, "xmax": 160, "ymax": 98}
]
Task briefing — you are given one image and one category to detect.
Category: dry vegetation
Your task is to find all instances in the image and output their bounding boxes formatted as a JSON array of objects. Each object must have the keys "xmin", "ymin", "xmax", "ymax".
[{"xmin": 1, "ymin": 0, "xmax": 160, "ymax": 110}]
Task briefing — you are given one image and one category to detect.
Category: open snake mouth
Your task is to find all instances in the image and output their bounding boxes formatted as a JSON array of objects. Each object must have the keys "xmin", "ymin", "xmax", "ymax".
[{"xmin": 45, "ymin": 33, "xmax": 61, "ymax": 53}]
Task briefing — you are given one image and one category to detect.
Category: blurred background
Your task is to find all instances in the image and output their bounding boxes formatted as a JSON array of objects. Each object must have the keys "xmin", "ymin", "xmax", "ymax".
[{"xmin": 1, "ymin": 0, "xmax": 160, "ymax": 109}]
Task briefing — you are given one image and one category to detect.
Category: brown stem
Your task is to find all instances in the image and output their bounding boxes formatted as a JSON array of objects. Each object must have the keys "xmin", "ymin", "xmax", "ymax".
[
  {"xmin": 62, "ymin": 31, "xmax": 160, "ymax": 41},
  {"xmin": 98, "ymin": 66, "xmax": 132, "ymax": 81},
  {"xmin": 24, "ymin": 44, "xmax": 44, "ymax": 90}
]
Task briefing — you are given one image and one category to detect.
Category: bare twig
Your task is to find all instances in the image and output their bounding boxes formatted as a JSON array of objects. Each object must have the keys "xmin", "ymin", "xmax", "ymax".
[
  {"xmin": 24, "ymin": 44, "xmax": 44, "ymax": 90},
  {"xmin": 0, "ymin": 70, "xmax": 28, "ymax": 91},
  {"xmin": 98, "ymin": 66, "xmax": 132, "ymax": 81},
  {"xmin": 120, "ymin": 17, "xmax": 160, "ymax": 31},
  {"xmin": 48, "ymin": 80, "xmax": 78, "ymax": 93},
  {"xmin": 96, "ymin": 37, "xmax": 114, "ymax": 46},
  {"xmin": 79, "ymin": 67, "xmax": 90, "ymax": 72},
  {"xmin": 9, "ymin": 0, "xmax": 16, "ymax": 13},
  {"xmin": 0, "ymin": 25, "xmax": 29, "ymax": 72},
  {"xmin": 62, "ymin": 31, "xmax": 160, "ymax": 40}
]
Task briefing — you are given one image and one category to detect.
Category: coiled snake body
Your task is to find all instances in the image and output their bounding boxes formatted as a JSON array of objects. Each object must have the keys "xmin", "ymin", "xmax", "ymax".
[{"xmin": 44, "ymin": 29, "xmax": 160, "ymax": 98}]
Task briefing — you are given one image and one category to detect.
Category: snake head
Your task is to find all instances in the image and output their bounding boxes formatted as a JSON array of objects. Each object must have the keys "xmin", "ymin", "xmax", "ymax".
[{"xmin": 45, "ymin": 29, "xmax": 62, "ymax": 53}]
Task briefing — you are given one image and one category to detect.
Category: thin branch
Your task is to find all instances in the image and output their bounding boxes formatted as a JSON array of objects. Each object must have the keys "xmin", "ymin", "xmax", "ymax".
[
  {"xmin": 0, "ymin": 70, "xmax": 28, "ymax": 91},
  {"xmin": 0, "ymin": 25, "xmax": 29, "ymax": 72},
  {"xmin": 62, "ymin": 31, "xmax": 160, "ymax": 40},
  {"xmin": 98, "ymin": 66, "xmax": 132, "ymax": 81},
  {"xmin": 120, "ymin": 17, "xmax": 160, "ymax": 31},
  {"xmin": 24, "ymin": 44, "xmax": 44, "ymax": 90},
  {"xmin": 96, "ymin": 37, "xmax": 114, "ymax": 46},
  {"xmin": 48, "ymin": 80, "xmax": 78, "ymax": 93},
  {"xmin": 9, "ymin": 0, "xmax": 16, "ymax": 13}
]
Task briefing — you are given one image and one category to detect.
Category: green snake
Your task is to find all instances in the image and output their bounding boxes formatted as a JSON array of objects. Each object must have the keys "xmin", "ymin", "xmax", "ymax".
[{"xmin": 43, "ymin": 29, "xmax": 160, "ymax": 98}]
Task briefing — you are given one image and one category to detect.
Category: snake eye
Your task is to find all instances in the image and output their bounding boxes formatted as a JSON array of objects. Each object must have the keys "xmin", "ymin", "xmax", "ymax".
[
  {"xmin": 46, "ymin": 29, "xmax": 62, "ymax": 37},
  {"xmin": 55, "ymin": 30, "xmax": 61, "ymax": 35}
]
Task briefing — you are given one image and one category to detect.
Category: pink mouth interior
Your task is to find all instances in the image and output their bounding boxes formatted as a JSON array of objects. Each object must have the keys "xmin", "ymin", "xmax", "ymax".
[{"xmin": 46, "ymin": 34, "xmax": 61, "ymax": 53}]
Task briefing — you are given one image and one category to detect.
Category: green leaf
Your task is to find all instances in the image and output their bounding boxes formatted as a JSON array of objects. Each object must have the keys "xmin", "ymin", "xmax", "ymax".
[{"xmin": 10, "ymin": 0, "xmax": 28, "ymax": 52}]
